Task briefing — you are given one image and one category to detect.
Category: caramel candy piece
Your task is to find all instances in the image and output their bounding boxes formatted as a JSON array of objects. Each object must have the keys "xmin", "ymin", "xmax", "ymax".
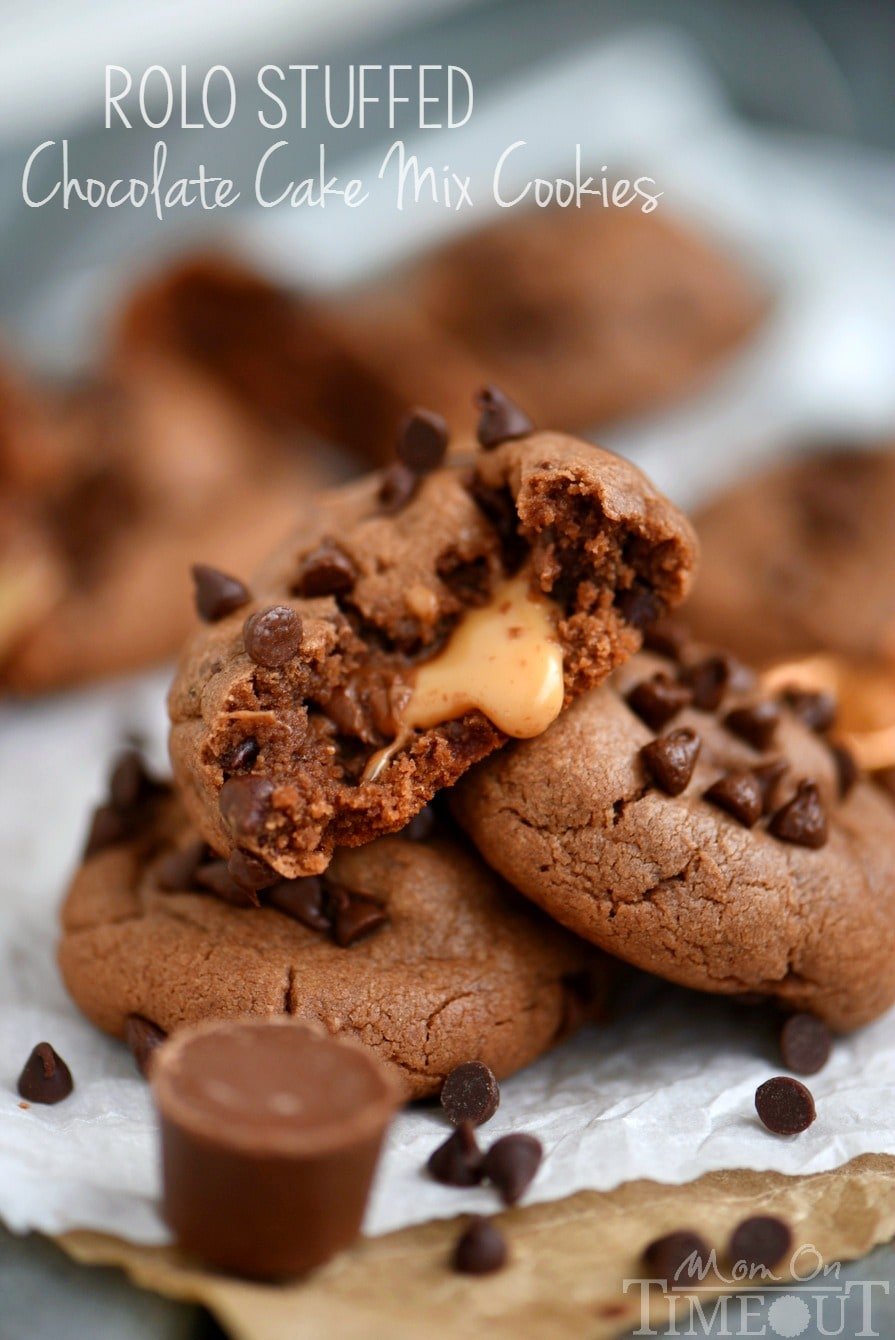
[{"xmin": 152, "ymin": 1017, "xmax": 400, "ymax": 1278}]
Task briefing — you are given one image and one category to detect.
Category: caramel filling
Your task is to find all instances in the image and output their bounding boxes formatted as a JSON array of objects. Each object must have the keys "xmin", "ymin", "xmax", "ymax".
[
  {"xmin": 763, "ymin": 654, "xmax": 895, "ymax": 769},
  {"xmin": 364, "ymin": 571, "xmax": 564, "ymax": 781}
]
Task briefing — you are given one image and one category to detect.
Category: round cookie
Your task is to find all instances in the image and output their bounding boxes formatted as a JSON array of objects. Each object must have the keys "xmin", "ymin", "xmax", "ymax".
[
  {"xmin": 59, "ymin": 786, "xmax": 602, "ymax": 1100},
  {"xmin": 453, "ymin": 635, "xmax": 895, "ymax": 1031},
  {"xmin": 168, "ymin": 426, "xmax": 697, "ymax": 878},
  {"xmin": 686, "ymin": 445, "xmax": 895, "ymax": 667}
]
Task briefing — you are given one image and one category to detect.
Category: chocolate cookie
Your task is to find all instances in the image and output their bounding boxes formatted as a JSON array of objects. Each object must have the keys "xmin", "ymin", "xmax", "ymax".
[
  {"xmin": 687, "ymin": 445, "xmax": 895, "ymax": 667},
  {"xmin": 453, "ymin": 637, "xmax": 895, "ymax": 1030},
  {"xmin": 0, "ymin": 334, "xmax": 343, "ymax": 692},
  {"xmin": 58, "ymin": 789, "xmax": 602, "ymax": 1099},
  {"xmin": 168, "ymin": 425, "xmax": 697, "ymax": 877}
]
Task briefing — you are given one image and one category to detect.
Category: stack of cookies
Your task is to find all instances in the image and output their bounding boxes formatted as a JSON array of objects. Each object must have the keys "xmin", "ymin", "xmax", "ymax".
[{"xmin": 59, "ymin": 390, "xmax": 895, "ymax": 1100}]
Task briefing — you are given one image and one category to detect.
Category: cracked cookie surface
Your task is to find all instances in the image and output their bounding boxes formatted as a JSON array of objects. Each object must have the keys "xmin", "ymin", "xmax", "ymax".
[
  {"xmin": 58, "ymin": 790, "xmax": 601, "ymax": 1099},
  {"xmin": 453, "ymin": 639, "xmax": 895, "ymax": 1030},
  {"xmin": 168, "ymin": 429, "xmax": 697, "ymax": 878}
]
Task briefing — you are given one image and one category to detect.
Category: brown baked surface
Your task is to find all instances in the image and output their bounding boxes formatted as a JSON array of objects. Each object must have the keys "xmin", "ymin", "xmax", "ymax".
[
  {"xmin": 453, "ymin": 641, "xmax": 895, "ymax": 1031},
  {"xmin": 58, "ymin": 792, "xmax": 601, "ymax": 1100},
  {"xmin": 168, "ymin": 430, "xmax": 697, "ymax": 877}
]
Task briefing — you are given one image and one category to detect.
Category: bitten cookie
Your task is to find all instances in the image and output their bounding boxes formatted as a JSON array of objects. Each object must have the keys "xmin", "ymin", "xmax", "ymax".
[
  {"xmin": 58, "ymin": 783, "xmax": 602, "ymax": 1099},
  {"xmin": 168, "ymin": 418, "xmax": 697, "ymax": 877},
  {"xmin": 686, "ymin": 444, "xmax": 895, "ymax": 667},
  {"xmin": 453, "ymin": 632, "xmax": 895, "ymax": 1030}
]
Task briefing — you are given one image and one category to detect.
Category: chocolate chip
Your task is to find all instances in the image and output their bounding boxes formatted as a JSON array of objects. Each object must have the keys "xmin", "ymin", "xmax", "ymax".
[
  {"xmin": 17, "ymin": 1043, "xmax": 74, "ymax": 1105},
  {"xmin": 616, "ymin": 585, "xmax": 663, "ymax": 630},
  {"xmin": 640, "ymin": 728, "xmax": 701, "ymax": 796},
  {"xmin": 474, "ymin": 385, "xmax": 534, "ymax": 449},
  {"xmin": 451, "ymin": 1217, "xmax": 508, "ymax": 1275},
  {"xmin": 195, "ymin": 860, "xmax": 260, "ymax": 907},
  {"xmin": 556, "ymin": 968, "xmax": 603, "ymax": 1038},
  {"xmin": 329, "ymin": 887, "xmax": 389, "ymax": 947},
  {"xmin": 681, "ymin": 654, "xmax": 748, "ymax": 711},
  {"xmin": 704, "ymin": 769, "xmax": 763, "ymax": 827},
  {"xmin": 753, "ymin": 759, "xmax": 789, "ymax": 814},
  {"xmin": 125, "ymin": 1015, "xmax": 167, "ymax": 1078},
  {"xmin": 227, "ymin": 849, "xmax": 278, "ymax": 892},
  {"xmin": 219, "ymin": 775, "xmax": 274, "ymax": 840},
  {"xmin": 441, "ymin": 1062, "xmax": 501, "ymax": 1127},
  {"xmin": 397, "ymin": 408, "xmax": 449, "ymax": 473},
  {"xmin": 781, "ymin": 687, "xmax": 837, "ymax": 734},
  {"xmin": 427, "ymin": 1122, "xmax": 483, "ymax": 1187},
  {"xmin": 222, "ymin": 737, "xmax": 259, "ymax": 773},
  {"xmin": 830, "ymin": 743, "xmax": 858, "ymax": 798},
  {"xmin": 243, "ymin": 605, "xmax": 303, "ymax": 668},
  {"xmin": 402, "ymin": 806, "xmax": 436, "ymax": 841},
  {"xmin": 83, "ymin": 803, "xmax": 129, "ymax": 857},
  {"xmin": 642, "ymin": 1230, "xmax": 710, "ymax": 1284},
  {"xmin": 643, "ymin": 619, "xmax": 690, "ymax": 661},
  {"xmin": 481, "ymin": 1133, "xmax": 542, "ymax": 1205},
  {"xmin": 755, "ymin": 1076, "xmax": 816, "ymax": 1134},
  {"xmin": 191, "ymin": 564, "xmax": 250, "ymax": 622},
  {"xmin": 724, "ymin": 702, "xmax": 780, "ymax": 751},
  {"xmin": 265, "ymin": 876, "xmax": 331, "ymax": 931},
  {"xmin": 780, "ymin": 1013, "xmax": 831, "ymax": 1076},
  {"xmin": 155, "ymin": 839, "xmax": 207, "ymax": 891},
  {"xmin": 729, "ymin": 1216, "xmax": 792, "ymax": 1273},
  {"xmin": 109, "ymin": 749, "xmax": 153, "ymax": 811},
  {"xmin": 378, "ymin": 462, "xmax": 418, "ymax": 513},
  {"xmin": 769, "ymin": 780, "xmax": 828, "ymax": 848},
  {"xmin": 627, "ymin": 674, "xmax": 692, "ymax": 730},
  {"xmin": 293, "ymin": 541, "xmax": 357, "ymax": 599}
]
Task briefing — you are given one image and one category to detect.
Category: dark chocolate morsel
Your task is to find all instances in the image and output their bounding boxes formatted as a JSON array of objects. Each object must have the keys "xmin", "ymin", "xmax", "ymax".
[
  {"xmin": 640, "ymin": 728, "xmax": 701, "ymax": 796},
  {"xmin": 769, "ymin": 780, "xmax": 828, "ymax": 849},
  {"xmin": 780, "ymin": 1013, "xmax": 831, "ymax": 1076},
  {"xmin": 109, "ymin": 749, "xmax": 154, "ymax": 811},
  {"xmin": 723, "ymin": 702, "xmax": 780, "ymax": 751},
  {"xmin": 481, "ymin": 1132, "xmax": 542, "ymax": 1205},
  {"xmin": 474, "ymin": 385, "xmax": 534, "ymax": 449},
  {"xmin": 328, "ymin": 887, "xmax": 389, "ymax": 948},
  {"xmin": 125, "ymin": 1015, "xmax": 168, "ymax": 1078},
  {"xmin": 704, "ymin": 770, "xmax": 763, "ymax": 827},
  {"xmin": 264, "ymin": 876, "xmax": 331, "ymax": 931},
  {"xmin": 616, "ymin": 584, "xmax": 663, "ymax": 631},
  {"xmin": 155, "ymin": 839, "xmax": 207, "ymax": 892},
  {"xmin": 427, "ymin": 1122, "xmax": 484, "ymax": 1187},
  {"xmin": 83, "ymin": 803, "xmax": 128, "ymax": 858},
  {"xmin": 378, "ymin": 462, "xmax": 418, "ymax": 513},
  {"xmin": 294, "ymin": 540, "xmax": 357, "ymax": 599},
  {"xmin": 452, "ymin": 1217, "xmax": 508, "ymax": 1274},
  {"xmin": 17, "ymin": 1042, "xmax": 74, "ymax": 1105},
  {"xmin": 243, "ymin": 605, "xmax": 303, "ymax": 668},
  {"xmin": 440, "ymin": 1061, "xmax": 501, "ymax": 1127},
  {"xmin": 221, "ymin": 736, "xmax": 260, "ymax": 774},
  {"xmin": 219, "ymin": 775, "xmax": 274, "ymax": 840},
  {"xmin": 781, "ymin": 687, "xmax": 837, "ymax": 734},
  {"xmin": 755, "ymin": 1076, "xmax": 816, "ymax": 1134},
  {"xmin": 191, "ymin": 564, "xmax": 250, "ymax": 623},
  {"xmin": 830, "ymin": 743, "xmax": 858, "ymax": 798},
  {"xmin": 682, "ymin": 654, "xmax": 750, "ymax": 711},
  {"xmin": 753, "ymin": 759, "xmax": 789, "ymax": 814},
  {"xmin": 227, "ymin": 849, "xmax": 279, "ymax": 892},
  {"xmin": 643, "ymin": 1230, "xmax": 711, "ymax": 1285},
  {"xmin": 396, "ymin": 408, "xmax": 449, "ymax": 474},
  {"xmin": 643, "ymin": 619, "xmax": 690, "ymax": 662},
  {"xmin": 729, "ymin": 1216, "xmax": 792, "ymax": 1273},
  {"xmin": 627, "ymin": 673, "xmax": 692, "ymax": 730},
  {"xmin": 195, "ymin": 860, "xmax": 260, "ymax": 908}
]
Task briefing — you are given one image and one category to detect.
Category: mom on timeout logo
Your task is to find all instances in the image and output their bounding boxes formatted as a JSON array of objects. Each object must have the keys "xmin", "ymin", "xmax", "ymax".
[{"xmin": 623, "ymin": 1241, "xmax": 890, "ymax": 1337}]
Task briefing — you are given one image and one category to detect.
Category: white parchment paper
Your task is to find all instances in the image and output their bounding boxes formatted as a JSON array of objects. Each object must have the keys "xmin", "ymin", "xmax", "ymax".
[{"xmin": 1, "ymin": 33, "xmax": 895, "ymax": 1246}]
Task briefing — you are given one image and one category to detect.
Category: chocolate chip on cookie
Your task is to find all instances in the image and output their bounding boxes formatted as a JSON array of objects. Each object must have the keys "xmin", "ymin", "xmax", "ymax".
[
  {"xmin": 428, "ymin": 1122, "xmax": 484, "ymax": 1187},
  {"xmin": 723, "ymin": 701, "xmax": 780, "ymax": 751},
  {"xmin": 377, "ymin": 461, "xmax": 419, "ymax": 513},
  {"xmin": 755, "ymin": 1076, "xmax": 816, "ymax": 1135},
  {"xmin": 681, "ymin": 653, "xmax": 749, "ymax": 712},
  {"xmin": 327, "ymin": 886, "xmax": 389, "ymax": 947},
  {"xmin": 704, "ymin": 769, "xmax": 763, "ymax": 828},
  {"xmin": 293, "ymin": 541, "xmax": 357, "ymax": 599},
  {"xmin": 627, "ymin": 674, "xmax": 692, "ymax": 730},
  {"xmin": 781, "ymin": 688, "xmax": 837, "ymax": 735},
  {"xmin": 779, "ymin": 1013, "xmax": 831, "ymax": 1076},
  {"xmin": 640, "ymin": 728, "xmax": 701, "ymax": 796},
  {"xmin": 642, "ymin": 1230, "xmax": 710, "ymax": 1284},
  {"xmin": 643, "ymin": 618, "xmax": 690, "ymax": 662},
  {"xmin": 264, "ymin": 875, "xmax": 331, "ymax": 931},
  {"xmin": 84, "ymin": 750, "xmax": 166, "ymax": 857},
  {"xmin": 753, "ymin": 758, "xmax": 789, "ymax": 814},
  {"xmin": 481, "ymin": 1133, "xmax": 542, "ymax": 1205},
  {"xmin": 397, "ymin": 408, "xmax": 449, "ymax": 474},
  {"xmin": 18, "ymin": 1043, "xmax": 74, "ymax": 1105},
  {"xmin": 475, "ymin": 385, "xmax": 533, "ymax": 448},
  {"xmin": 729, "ymin": 1216, "xmax": 792, "ymax": 1272},
  {"xmin": 125, "ymin": 1014, "xmax": 167, "ymax": 1078},
  {"xmin": 227, "ymin": 849, "xmax": 278, "ymax": 892},
  {"xmin": 218, "ymin": 775, "xmax": 274, "ymax": 842},
  {"xmin": 243, "ymin": 605, "xmax": 303, "ymax": 667},
  {"xmin": 830, "ymin": 743, "xmax": 859, "ymax": 799},
  {"xmin": 769, "ymin": 781, "xmax": 828, "ymax": 848},
  {"xmin": 155, "ymin": 838, "xmax": 207, "ymax": 891},
  {"xmin": 441, "ymin": 1061, "xmax": 501, "ymax": 1127},
  {"xmin": 192, "ymin": 564, "xmax": 250, "ymax": 623},
  {"xmin": 452, "ymin": 1217, "xmax": 508, "ymax": 1274},
  {"xmin": 195, "ymin": 859, "xmax": 260, "ymax": 908}
]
